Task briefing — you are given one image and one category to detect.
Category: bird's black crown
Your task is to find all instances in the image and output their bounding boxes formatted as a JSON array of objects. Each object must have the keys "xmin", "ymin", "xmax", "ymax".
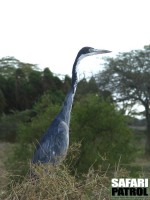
[{"xmin": 78, "ymin": 46, "xmax": 94, "ymax": 56}]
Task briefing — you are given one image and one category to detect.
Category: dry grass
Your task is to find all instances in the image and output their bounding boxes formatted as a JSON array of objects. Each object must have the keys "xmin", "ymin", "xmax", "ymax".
[
  {"xmin": 1, "ymin": 142, "xmax": 112, "ymax": 199},
  {"xmin": 2, "ymin": 163, "xmax": 112, "ymax": 200},
  {"xmin": 1, "ymin": 142, "xmax": 150, "ymax": 200},
  {"xmin": 1, "ymin": 157, "xmax": 137, "ymax": 200}
]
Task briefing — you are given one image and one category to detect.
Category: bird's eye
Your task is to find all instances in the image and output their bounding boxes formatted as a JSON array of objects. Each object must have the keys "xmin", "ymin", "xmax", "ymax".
[{"xmin": 89, "ymin": 48, "xmax": 94, "ymax": 53}]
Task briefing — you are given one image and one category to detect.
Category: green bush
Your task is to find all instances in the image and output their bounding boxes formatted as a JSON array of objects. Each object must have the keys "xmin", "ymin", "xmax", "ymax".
[
  {"xmin": 70, "ymin": 94, "xmax": 135, "ymax": 172},
  {"xmin": 6, "ymin": 94, "xmax": 61, "ymax": 176},
  {"xmin": 17, "ymin": 94, "xmax": 61, "ymax": 144},
  {"xmin": 0, "ymin": 110, "xmax": 33, "ymax": 142}
]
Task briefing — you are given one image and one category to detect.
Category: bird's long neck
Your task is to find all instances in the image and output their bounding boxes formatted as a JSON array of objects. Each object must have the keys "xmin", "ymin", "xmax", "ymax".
[{"xmin": 57, "ymin": 57, "xmax": 79, "ymax": 125}]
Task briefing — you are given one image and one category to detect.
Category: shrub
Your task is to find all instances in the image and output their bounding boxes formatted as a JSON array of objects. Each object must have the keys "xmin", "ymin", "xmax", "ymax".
[
  {"xmin": 0, "ymin": 110, "xmax": 33, "ymax": 142},
  {"xmin": 70, "ymin": 94, "xmax": 135, "ymax": 172},
  {"xmin": 6, "ymin": 94, "xmax": 61, "ymax": 177}
]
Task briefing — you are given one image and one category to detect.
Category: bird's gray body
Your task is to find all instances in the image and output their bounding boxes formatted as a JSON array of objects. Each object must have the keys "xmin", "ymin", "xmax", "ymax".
[
  {"xmin": 32, "ymin": 118, "xmax": 69, "ymax": 164},
  {"xmin": 32, "ymin": 83, "xmax": 76, "ymax": 164},
  {"xmin": 32, "ymin": 47, "xmax": 110, "ymax": 164}
]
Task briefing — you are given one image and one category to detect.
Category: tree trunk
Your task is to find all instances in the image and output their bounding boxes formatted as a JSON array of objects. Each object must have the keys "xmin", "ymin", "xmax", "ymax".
[{"xmin": 145, "ymin": 103, "xmax": 150, "ymax": 157}]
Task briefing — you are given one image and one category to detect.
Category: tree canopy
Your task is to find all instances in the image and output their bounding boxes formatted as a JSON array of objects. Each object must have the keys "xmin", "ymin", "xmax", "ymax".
[
  {"xmin": 98, "ymin": 45, "xmax": 150, "ymax": 155},
  {"xmin": 0, "ymin": 57, "xmax": 65, "ymax": 113}
]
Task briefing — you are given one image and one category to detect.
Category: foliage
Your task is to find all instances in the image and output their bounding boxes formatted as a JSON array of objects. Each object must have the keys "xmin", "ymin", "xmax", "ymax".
[
  {"xmin": 0, "ymin": 89, "xmax": 6, "ymax": 113},
  {"xmin": 0, "ymin": 110, "xmax": 33, "ymax": 142},
  {"xmin": 17, "ymin": 95, "xmax": 61, "ymax": 144},
  {"xmin": 99, "ymin": 45, "xmax": 150, "ymax": 109},
  {"xmin": 71, "ymin": 94, "xmax": 135, "ymax": 172},
  {"xmin": 76, "ymin": 77, "xmax": 99, "ymax": 98},
  {"xmin": 0, "ymin": 57, "xmax": 65, "ymax": 113},
  {"xmin": 98, "ymin": 45, "xmax": 150, "ymax": 155},
  {"xmin": 5, "ymin": 94, "xmax": 61, "ymax": 176}
]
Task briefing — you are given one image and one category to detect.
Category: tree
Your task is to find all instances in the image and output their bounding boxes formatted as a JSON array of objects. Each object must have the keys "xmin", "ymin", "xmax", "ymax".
[
  {"xmin": 42, "ymin": 68, "xmax": 54, "ymax": 91},
  {"xmin": 0, "ymin": 75, "xmax": 7, "ymax": 113},
  {"xmin": 76, "ymin": 77, "xmax": 99, "ymax": 98},
  {"xmin": 0, "ymin": 57, "xmax": 39, "ymax": 111},
  {"xmin": 0, "ymin": 57, "xmax": 19, "ymax": 78},
  {"xmin": 0, "ymin": 57, "xmax": 68, "ymax": 112},
  {"xmin": 62, "ymin": 75, "xmax": 71, "ymax": 93},
  {"xmin": 0, "ymin": 89, "xmax": 6, "ymax": 113},
  {"xmin": 98, "ymin": 45, "xmax": 150, "ymax": 156}
]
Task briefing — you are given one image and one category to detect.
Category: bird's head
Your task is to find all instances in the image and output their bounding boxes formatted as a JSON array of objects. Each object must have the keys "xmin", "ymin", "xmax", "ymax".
[{"xmin": 76, "ymin": 46, "xmax": 111, "ymax": 63}]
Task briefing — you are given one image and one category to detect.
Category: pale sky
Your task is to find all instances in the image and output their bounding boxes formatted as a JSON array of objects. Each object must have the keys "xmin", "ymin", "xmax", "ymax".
[{"xmin": 0, "ymin": 0, "xmax": 150, "ymax": 77}]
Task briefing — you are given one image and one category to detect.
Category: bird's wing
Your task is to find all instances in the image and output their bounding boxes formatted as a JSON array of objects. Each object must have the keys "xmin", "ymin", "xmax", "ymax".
[{"xmin": 32, "ymin": 120, "xmax": 69, "ymax": 164}]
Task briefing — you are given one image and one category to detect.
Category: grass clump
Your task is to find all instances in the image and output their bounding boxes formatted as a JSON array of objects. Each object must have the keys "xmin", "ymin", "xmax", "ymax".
[
  {"xmin": 1, "ymin": 143, "xmax": 149, "ymax": 200},
  {"xmin": 3, "ymin": 163, "xmax": 111, "ymax": 200}
]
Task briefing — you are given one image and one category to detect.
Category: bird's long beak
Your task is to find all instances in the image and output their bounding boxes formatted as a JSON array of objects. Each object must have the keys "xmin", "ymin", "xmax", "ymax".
[{"xmin": 94, "ymin": 49, "xmax": 111, "ymax": 54}]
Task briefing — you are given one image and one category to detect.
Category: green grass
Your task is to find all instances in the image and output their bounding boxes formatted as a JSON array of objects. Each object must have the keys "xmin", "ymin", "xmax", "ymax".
[{"xmin": 0, "ymin": 142, "xmax": 14, "ymax": 195}]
